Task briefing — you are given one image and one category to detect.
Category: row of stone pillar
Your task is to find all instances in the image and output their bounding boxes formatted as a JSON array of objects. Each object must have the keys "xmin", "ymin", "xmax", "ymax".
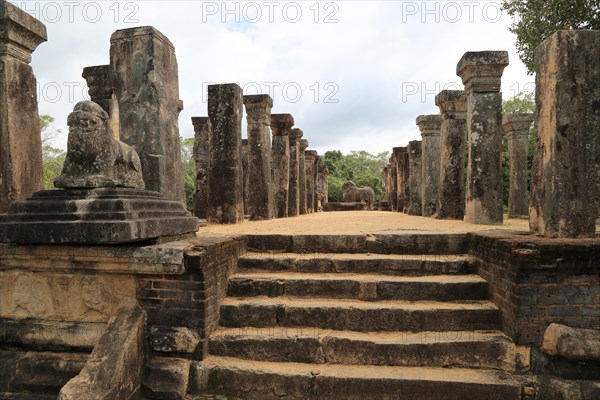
[
  {"xmin": 191, "ymin": 84, "xmax": 328, "ymax": 224},
  {"xmin": 385, "ymin": 31, "xmax": 600, "ymax": 238},
  {"xmin": 384, "ymin": 51, "xmax": 534, "ymax": 224}
]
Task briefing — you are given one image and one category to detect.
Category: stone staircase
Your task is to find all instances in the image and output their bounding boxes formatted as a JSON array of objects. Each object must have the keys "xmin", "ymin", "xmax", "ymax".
[{"xmin": 196, "ymin": 233, "xmax": 527, "ymax": 399}]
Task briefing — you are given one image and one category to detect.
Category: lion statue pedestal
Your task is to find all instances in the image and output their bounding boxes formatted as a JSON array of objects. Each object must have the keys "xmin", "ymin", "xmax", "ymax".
[{"xmin": 0, "ymin": 101, "xmax": 198, "ymax": 244}]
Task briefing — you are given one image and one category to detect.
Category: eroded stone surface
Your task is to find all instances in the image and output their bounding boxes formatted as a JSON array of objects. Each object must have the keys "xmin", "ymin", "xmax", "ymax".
[
  {"xmin": 435, "ymin": 90, "xmax": 467, "ymax": 220},
  {"xmin": 0, "ymin": 1, "xmax": 47, "ymax": 212},
  {"xmin": 207, "ymin": 83, "xmax": 244, "ymax": 224},
  {"xmin": 529, "ymin": 30, "xmax": 600, "ymax": 238},
  {"xmin": 288, "ymin": 128, "xmax": 303, "ymax": 217},
  {"xmin": 304, "ymin": 150, "xmax": 318, "ymax": 214},
  {"xmin": 416, "ymin": 115, "xmax": 442, "ymax": 217},
  {"xmin": 299, "ymin": 139, "xmax": 309, "ymax": 215},
  {"xmin": 110, "ymin": 26, "xmax": 186, "ymax": 204},
  {"xmin": 407, "ymin": 140, "xmax": 422, "ymax": 216},
  {"xmin": 503, "ymin": 113, "xmax": 533, "ymax": 218},
  {"xmin": 271, "ymin": 114, "xmax": 294, "ymax": 218},
  {"xmin": 457, "ymin": 51, "xmax": 508, "ymax": 225},
  {"xmin": 55, "ymin": 101, "xmax": 144, "ymax": 189},
  {"xmin": 541, "ymin": 323, "xmax": 600, "ymax": 362},
  {"xmin": 192, "ymin": 117, "xmax": 211, "ymax": 219}
]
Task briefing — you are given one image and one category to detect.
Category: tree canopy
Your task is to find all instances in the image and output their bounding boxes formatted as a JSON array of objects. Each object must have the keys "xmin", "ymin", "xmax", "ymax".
[
  {"xmin": 40, "ymin": 115, "xmax": 65, "ymax": 189},
  {"xmin": 502, "ymin": 0, "xmax": 600, "ymax": 74}
]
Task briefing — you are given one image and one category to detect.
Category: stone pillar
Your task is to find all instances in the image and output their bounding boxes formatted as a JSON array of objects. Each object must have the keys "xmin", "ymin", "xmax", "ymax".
[
  {"xmin": 530, "ymin": 31, "xmax": 600, "ymax": 237},
  {"xmin": 110, "ymin": 27, "xmax": 185, "ymax": 204},
  {"xmin": 243, "ymin": 94, "xmax": 274, "ymax": 220},
  {"xmin": 313, "ymin": 153, "xmax": 320, "ymax": 212},
  {"xmin": 407, "ymin": 140, "xmax": 423, "ymax": 216},
  {"xmin": 457, "ymin": 51, "xmax": 509, "ymax": 225},
  {"xmin": 0, "ymin": 2, "xmax": 47, "ymax": 212},
  {"xmin": 402, "ymin": 151, "xmax": 410, "ymax": 213},
  {"xmin": 305, "ymin": 151, "xmax": 318, "ymax": 213},
  {"xmin": 191, "ymin": 117, "xmax": 211, "ymax": 219},
  {"xmin": 299, "ymin": 139, "xmax": 309, "ymax": 215},
  {"xmin": 389, "ymin": 155, "xmax": 398, "ymax": 212},
  {"xmin": 82, "ymin": 65, "xmax": 121, "ymax": 139},
  {"xmin": 241, "ymin": 139, "xmax": 249, "ymax": 217},
  {"xmin": 288, "ymin": 128, "xmax": 303, "ymax": 217},
  {"xmin": 318, "ymin": 163, "xmax": 329, "ymax": 208},
  {"xmin": 206, "ymin": 83, "xmax": 244, "ymax": 224},
  {"xmin": 416, "ymin": 115, "xmax": 443, "ymax": 217},
  {"xmin": 393, "ymin": 147, "xmax": 408, "ymax": 213},
  {"xmin": 435, "ymin": 90, "xmax": 468, "ymax": 220},
  {"xmin": 383, "ymin": 165, "xmax": 391, "ymax": 207},
  {"xmin": 271, "ymin": 114, "xmax": 294, "ymax": 218},
  {"xmin": 503, "ymin": 113, "xmax": 533, "ymax": 219}
]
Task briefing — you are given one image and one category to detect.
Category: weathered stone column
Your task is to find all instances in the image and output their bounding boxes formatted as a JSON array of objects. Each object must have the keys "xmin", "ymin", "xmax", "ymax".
[
  {"xmin": 82, "ymin": 65, "xmax": 121, "ymax": 139},
  {"xmin": 393, "ymin": 147, "xmax": 408, "ymax": 212},
  {"xmin": 305, "ymin": 151, "xmax": 318, "ymax": 213},
  {"xmin": 241, "ymin": 138, "xmax": 249, "ymax": 216},
  {"xmin": 0, "ymin": 2, "xmax": 46, "ymax": 212},
  {"xmin": 206, "ymin": 83, "xmax": 244, "ymax": 224},
  {"xmin": 416, "ymin": 115, "xmax": 443, "ymax": 217},
  {"xmin": 401, "ymin": 152, "xmax": 410, "ymax": 213},
  {"xmin": 318, "ymin": 163, "xmax": 329, "ymax": 208},
  {"xmin": 407, "ymin": 140, "xmax": 423, "ymax": 216},
  {"xmin": 299, "ymin": 139, "xmax": 309, "ymax": 215},
  {"xmin": 243, "ymin": 94, "xmax": 274, "ymax": 220},
  {"xmin": 503, "ymin": 113, "xmax": 533, "ymax": 219},
  {"xmin": 191, "ymin": 117, "xmax": 211, "ymax": 219},
  {"xmin": 457, "ymin": 51, "xmax": 509, "ymax": 225},
  {"xmin": 435, "ymin": 90, "xmax": 467, "ymax": 220},
  {"xmin": 271, "ymin": 114, "xmax": 294, "ymax": 218},
  {"xmin": 313, "ymin": 153, "xmax": 321, "ymax": 211},
  {"xmin": 383, "ymin": 165, "xmax": 391, "ymax": 207},
  {"xmin": 110, "ymin": 27, "xmax": 185, "ymax": 204},
  {"xmin": 530, "ymin": 31, "xmax": 600, "ymax": 237},
  {"xmin": 389, "ymin": 155, "xmax": 398, "ymax": 212},
  {"xmin": 288, "ymin": 128, "xmax": 303, "ymax": 217}
]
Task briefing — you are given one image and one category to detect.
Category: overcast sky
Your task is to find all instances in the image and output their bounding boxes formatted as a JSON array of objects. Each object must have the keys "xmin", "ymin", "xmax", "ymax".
[{"xmin": 21, "ymin": 0, "xmax": 532, "ymax": 155}]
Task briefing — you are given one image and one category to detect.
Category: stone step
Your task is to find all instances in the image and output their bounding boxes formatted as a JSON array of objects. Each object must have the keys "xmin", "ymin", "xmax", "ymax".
[
  {"xmin": 245, "ymin": 231, "xmax": 468, "ymax": 254},
  {"xmin": 200, "ymin": 356, "xmax": 521, "ymax": 400},
  {"xmin": 0, "ymin": 350, "xmax": 88, "ymax": 395},
  {"xmin": 208, "ymin": 327, "xmax": 527, "ymax": 372},
  {"xmin": 228, "ymin": 272, "xmax": 488, "ymax": 301},
  {"xmin": 219, "ymin": 297, "xmax": 500, "ymax": 332},
  {"xmin": 0, "ymin": 393, "xmax": 57, "ymax": 400},
  {"xmin": 239, "ymin": 253, "xmax": 473, "ymax": 276}
]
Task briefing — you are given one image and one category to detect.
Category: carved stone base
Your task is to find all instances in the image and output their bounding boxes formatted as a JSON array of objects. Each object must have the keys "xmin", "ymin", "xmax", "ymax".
[{"xmin": 0, "ymin": 188, "xmax": 199, "ymax": 244}]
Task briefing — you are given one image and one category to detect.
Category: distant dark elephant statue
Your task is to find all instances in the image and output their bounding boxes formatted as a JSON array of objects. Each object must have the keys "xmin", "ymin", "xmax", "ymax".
[{"xmin": 342, "ymin": 181, "xmax": 375, "ymax": 210}]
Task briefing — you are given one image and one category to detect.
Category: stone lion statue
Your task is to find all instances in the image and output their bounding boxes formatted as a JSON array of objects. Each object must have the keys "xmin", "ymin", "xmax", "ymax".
[
  {"xmin": 55, "ymin": 101, "xmax": 144, "ymax": 189},
  {"xmin": 342, "ymin": 181, "xmax": 375, "ymax": 210}
]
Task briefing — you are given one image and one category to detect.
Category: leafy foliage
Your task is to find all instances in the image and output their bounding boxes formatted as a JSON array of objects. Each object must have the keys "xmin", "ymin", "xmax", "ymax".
[
  {"xmin": 321, "ymin": 150, "xmax": 389, "ymax": 202},
  {"xmin": 502, "ymin": 0, "xmax": 600, "ymax": 74},
  {"xmin": 40, "ymin": 115, "xmax": 65, "ymax": 189},
  {"xmin": 180, "ymin": 137, "xmax": 196, "ymax": 212}
]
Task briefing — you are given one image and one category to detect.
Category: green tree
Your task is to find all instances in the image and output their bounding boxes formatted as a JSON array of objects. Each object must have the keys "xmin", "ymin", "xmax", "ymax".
[
  {"xmin": 321, "ymin": 150, "xmax": 389, "ymax": 202},
  {"xmin": 502, "ymin": 0, "xmax": 600, "ymax": 74},
  {"xmin": 501, "ymin": 92, "xmax": 536, "ymax": 209},
  {"xmin": 40, "ymin": 115, "xmax": 65, "ymax": 189},
  {"xmin": 180, "ymin": 137, "xmax": 195, "ymax": 212}
]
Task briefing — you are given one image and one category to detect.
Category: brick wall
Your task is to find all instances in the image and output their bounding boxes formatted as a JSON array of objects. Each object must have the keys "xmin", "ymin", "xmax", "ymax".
[{"xmin": 469, "ymin": 231, "xmax": 600, "ymax": 346}]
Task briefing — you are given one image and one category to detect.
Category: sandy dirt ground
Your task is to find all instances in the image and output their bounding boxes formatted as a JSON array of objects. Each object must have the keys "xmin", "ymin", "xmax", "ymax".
[{"xmin": 197, "ymin": 211, "xmax": 530, "ymax": 236}]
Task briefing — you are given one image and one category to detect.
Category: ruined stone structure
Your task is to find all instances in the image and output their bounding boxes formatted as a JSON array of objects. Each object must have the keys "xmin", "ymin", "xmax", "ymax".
[
  {"xmin": 304, "ymin": 150, "xmax": 318, "ymax": 213},
  {"xmin": 298, "ymin": 139, "xmax": 309, "ymax": 215},
  {"xmin": 388, "ymin": 154, "xmax": 398, "ymax": 212},
  {"xmin": 0, "ymin": 1, "xmax": 46, "ymax": 212},
  {"xmin": 82, "ymin": 65, "xmax": 120, "ymax": 139},
  {"xmin": 401, "ymin": 151, "xmax": 410, "ymax": 213},
  {"xmin": 206, "ymin": 83, "xmax": 244, "ymax": 224},
  {"xmin": 191, "ymin": 117, "xmax": 211, "ymax": 219},
  {"xmin": 288, "ymin": 128, "xmax": 303, "ymax": 217},
  {"xmin": 241, "ymin": 139, "xmax": 249, "ymax": 216},
  {"xmin": 243, "ymin": 94, "xmax": 274, "ymax": 220},
  {"xmin": 416, "ymin": 115, "xmax": 443, "ymax": 217},
  {"xmin": 317, "ymin": 163, "xmax": 329, "ymax": 208},
  {"xmin": 503, "ymin": 113, "xmax": 533, "ymax": 219},
  {"xmin": 457, "ymin": 51, "xmax": 508, "ymax": 225},
  {"xmin": 271, "ymin": 114, "xmax": 294, "ymax": 218},
  {"xmin": 383, "ymin": 166, "xmax": 391, "ymax": 208},
  {"xmin": 110, "ymin": 26, "xmax": 186, "ymax": 204},
  {"xmin": 529, "ymin": 30, "xmax": 600, "ymax": 238},
  {"xmin": 407, "ymin": 140, "xmax": 423, "ymax": 216},
  {"xmin": 55, "ymin": 101, "xmax": 144, "ymax": 190},
  {"xmin": 393, "ymin": 147, "xmax": 408, "ymax": 213},
  {"xmin": 435, "ymin": 90, "xmax": 467, "ymax": 220},
  {"xmin": 342, "ymin": 181, "xmax": 374, "ymax": 210}
]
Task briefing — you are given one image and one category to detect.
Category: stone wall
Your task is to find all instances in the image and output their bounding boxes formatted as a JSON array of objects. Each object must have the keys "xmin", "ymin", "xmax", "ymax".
[{"xmin": 469, "ymin": 231, "xmax": 600, "ymax": 346}]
